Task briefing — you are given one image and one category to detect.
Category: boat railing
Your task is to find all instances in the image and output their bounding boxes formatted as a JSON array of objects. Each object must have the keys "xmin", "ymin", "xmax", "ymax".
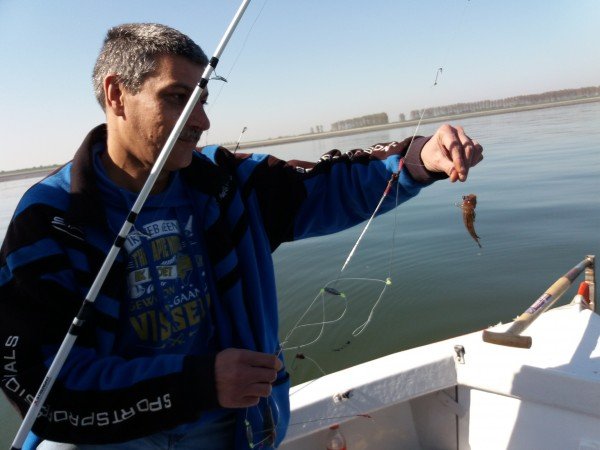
[{"xmin": 585, "ymin": 255, "xmax": 596, "ymax": 311}]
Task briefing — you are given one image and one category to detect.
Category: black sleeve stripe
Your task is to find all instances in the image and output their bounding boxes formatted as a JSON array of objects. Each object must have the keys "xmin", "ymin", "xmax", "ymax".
[{"xmin": 215, "ymin": 266, "xmax": 241, "ymax": 296}]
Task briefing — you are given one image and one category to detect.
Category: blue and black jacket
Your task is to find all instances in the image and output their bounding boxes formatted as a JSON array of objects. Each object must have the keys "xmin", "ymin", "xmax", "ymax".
[{"xmin": 0, "ymin": 124, "xmax": 436, "ymax": 447}]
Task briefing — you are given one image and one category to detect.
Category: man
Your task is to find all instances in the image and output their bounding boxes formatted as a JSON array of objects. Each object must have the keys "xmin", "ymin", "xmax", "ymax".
[{"xmin": 0, "ymin": 23, "xmax": 482, "ymax": 449}]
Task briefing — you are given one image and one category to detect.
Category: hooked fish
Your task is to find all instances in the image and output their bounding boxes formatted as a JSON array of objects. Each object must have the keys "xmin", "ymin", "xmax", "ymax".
[{"xmin": 460, "ymin": 194, "xmax": 482, "ymax": 248}]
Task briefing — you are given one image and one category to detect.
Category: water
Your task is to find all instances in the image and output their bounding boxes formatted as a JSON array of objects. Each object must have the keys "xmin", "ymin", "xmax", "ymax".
[{"xmin": 1, "ymin": 102, "xmax": 599, "ymax": 444}]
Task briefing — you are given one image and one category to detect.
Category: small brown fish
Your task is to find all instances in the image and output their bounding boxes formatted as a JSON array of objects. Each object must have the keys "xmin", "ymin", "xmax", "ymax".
[{"xmin": 460, "ymin": 194, "xmax": 482, "ymax": 248}]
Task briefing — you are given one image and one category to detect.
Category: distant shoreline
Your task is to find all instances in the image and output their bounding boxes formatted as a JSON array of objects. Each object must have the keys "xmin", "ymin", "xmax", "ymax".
[
  {"xmin": 0, "ymin": 167, "xmax": 59, "ymax": 182},
  {"xmin": 2, "ymin": 96, "xmax": 598, "ymax": 182},
  {"xmin": 238, "ymin": 96, "xmax": 600, "ymax": 150}
]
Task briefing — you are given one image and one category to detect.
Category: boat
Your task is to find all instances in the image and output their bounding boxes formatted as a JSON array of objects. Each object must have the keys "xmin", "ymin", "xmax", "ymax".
[{"xmin": 279, "ymin": 255, "xmax": 598, "ymax": 449}]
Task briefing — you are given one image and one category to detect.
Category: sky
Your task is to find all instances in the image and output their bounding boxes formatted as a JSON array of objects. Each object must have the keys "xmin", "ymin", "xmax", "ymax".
[{"xmin": 0, "ymin": 0, "xmax": 598, "ymax": 171}]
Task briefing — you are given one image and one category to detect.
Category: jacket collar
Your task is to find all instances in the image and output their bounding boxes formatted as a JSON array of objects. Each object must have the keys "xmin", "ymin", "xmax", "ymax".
[
  {"xmin": 67, "ymin": 124, "xmax": 230, "ymax": 226},
  {"xmin": 68, "ymin": 124, "xmax": 109, "ymax": 226}
]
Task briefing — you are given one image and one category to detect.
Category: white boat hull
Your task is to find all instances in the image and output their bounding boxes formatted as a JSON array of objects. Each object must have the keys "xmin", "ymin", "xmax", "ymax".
[{"xmin": 280, "ymin": 301, "xmax": 600, "ymax": 449}]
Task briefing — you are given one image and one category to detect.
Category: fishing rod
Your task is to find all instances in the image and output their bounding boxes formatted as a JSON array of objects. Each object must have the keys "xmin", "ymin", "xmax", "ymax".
[
  {"xmin": 233, "ymin": 126, "xmax": 248, "ymax": 153},
  {"xmin": 10, "ymin": 1, "xmax": 251, "ymax": 448},
  {"xmin": 482, "ymin": 256, "xmax": 595, "ymax": 348}
]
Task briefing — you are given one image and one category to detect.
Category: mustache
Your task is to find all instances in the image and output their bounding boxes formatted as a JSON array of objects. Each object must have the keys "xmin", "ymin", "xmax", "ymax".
[{"xmin": 178, "ymin": 127, "xmax": 202, "ymax": 143}]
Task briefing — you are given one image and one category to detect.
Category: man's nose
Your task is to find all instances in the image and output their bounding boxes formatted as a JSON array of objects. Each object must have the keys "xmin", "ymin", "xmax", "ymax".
[{"xmin": 188, "ymin": 102, "xmax": 210, "ymax": 131}]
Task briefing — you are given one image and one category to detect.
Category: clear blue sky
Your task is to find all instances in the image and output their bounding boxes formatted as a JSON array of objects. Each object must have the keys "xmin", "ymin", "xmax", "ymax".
[{"xmin": 0, "ymin": 0, "xmax": 598, "ymax": 171}]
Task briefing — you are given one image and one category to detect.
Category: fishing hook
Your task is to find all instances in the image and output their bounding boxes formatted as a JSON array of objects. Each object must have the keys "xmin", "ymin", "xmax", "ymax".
[{"xmin": 433, "ymin": 67, "xmax": 443, "ymax": 86}]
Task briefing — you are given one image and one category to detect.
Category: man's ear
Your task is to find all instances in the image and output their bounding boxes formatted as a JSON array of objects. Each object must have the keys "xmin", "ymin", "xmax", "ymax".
[{"xmin": 104, "ymin": 74, "xmax": 125, "ymax": 117}]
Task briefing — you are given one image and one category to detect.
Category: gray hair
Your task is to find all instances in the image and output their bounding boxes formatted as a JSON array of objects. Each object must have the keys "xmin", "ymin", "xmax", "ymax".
[{"xmin": 92, "ymin": 23, "xmax": 208, "ymax": 110}]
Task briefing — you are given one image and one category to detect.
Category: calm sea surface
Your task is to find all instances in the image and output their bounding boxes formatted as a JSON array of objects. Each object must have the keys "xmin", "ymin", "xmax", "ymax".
[{"xmin": 1, "ymin": 102, "xmax": 599, "ymax": 444}]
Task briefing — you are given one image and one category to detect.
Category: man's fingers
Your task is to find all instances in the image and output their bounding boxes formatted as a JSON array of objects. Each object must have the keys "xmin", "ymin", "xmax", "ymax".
[
  {"xmin": 246, "ymin": 381, "xmax": 273, "ymax": 398},
  {"xmin": 431, "ymin": 124, "xmax": 465, "ymax": 181},
  {"xmin": 457, "ymin": 127, "xmax": 474, "ymax": 166},
  {"xmin": 443, "ymin": 126, "xmax": 484, "ymax": 182},
  {"xmin": 470, "ymin": 139, "xmax": 484, "ymax": 166},
  {"xmin": 219, "ymin": 380, "xmax": 274, "ymax": 409},
  {"xmin": 218, "ymin": 348, "xmax": 282, "ymax": 371},
  {"xmin": 215, "ymin": 348, "xmax": 283, "ymax": 408},
  {"xmin": 420, "ymin": 124, "xmax": 483, "ymax": 183},
  {"xmin": 239, "ymin": 349, "xmax": 282, "ymax": 371},
  {"xmin": 245, "ymin": 365, "xmax": 278, "ymax": 384},
  {"xmin": 241, "ymin": 396, "xmax": 260, "ymax": 407},
  {"xmin": 458, "ymin": 127, "xmax": 483, "ymax": 169},
  {"xmin": 447, "ymin": 125, "xmax": 468, "ymax": 181}
]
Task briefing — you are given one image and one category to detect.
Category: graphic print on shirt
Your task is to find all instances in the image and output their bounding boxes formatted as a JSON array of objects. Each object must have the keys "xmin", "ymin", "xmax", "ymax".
[{"xmin": 122, "ymin": 215, "xmax": 212, "ymax": 353}]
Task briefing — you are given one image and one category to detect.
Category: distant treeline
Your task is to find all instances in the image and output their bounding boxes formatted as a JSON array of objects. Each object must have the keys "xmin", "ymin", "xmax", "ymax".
[
  {"xmin": 331, "ymin": 113, "xmax": 389, "ymax": 131},
  {"xmin": 325, "ymin": 86, "xmax": 600, "ymax": 132},
  {"xmin": 407, "ymin": 85, "xmax": 600, "ymax": 121}
]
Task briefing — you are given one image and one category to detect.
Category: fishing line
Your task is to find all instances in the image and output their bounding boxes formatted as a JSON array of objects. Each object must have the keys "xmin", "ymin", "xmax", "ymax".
[
  {"xmin": 280, "ymin": 280, "xmax": 347, "ymax": 352},
  {"xmin": 251, "ymin": 346, "xmax": 379, "ymax": 441},
  {"xmin": 386, "ymin": 0, "xmax": 474, "ymax": 271},
  {"xmin": 352, "ymin": 0, "xmax": 475, "ymax": 319},
  {"xmin": 244, "ymin": 395, "xmax": 280, "ymax": 448},
  {"xmin": 252, "ymin": 2, "xmax": 474, "ymax": 444},
  {"xmin": 278, "ymin": 0, "xmax": 474, "ymax": 367},
  {"xmin": 198, "ymin": 0, "xmax": 267, "ymax": 150},
  {"xmin": 278, "ymin": 93, "xmax": 433, "ymax": 354},
  {"xmin": 277, "ymin": 172, "xmax": 403, "ymax": 356},
  {"xmin": 207, "ymin": 0, "xmax": 270, "ymax": 114},
  {"xmin": 245, "ymin": 348, "xmax": 332, "ymax": 448},
  {"xmin": 291, "ymin": 352, "xmax": 327, "ymax": 375},
  {"xmin": 280, "ymin": 352, "xmax": 329, "ymax": 401}
]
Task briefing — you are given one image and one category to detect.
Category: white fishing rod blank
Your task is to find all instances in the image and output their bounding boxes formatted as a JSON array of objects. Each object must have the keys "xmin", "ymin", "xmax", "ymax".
[{"xmin": 11, "ymin": 1, "xmax": 251, "ymax": 448}]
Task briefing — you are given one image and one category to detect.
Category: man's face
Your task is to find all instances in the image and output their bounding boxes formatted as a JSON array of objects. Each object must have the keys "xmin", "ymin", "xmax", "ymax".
[{"xmin": 119, "ymin": 54, "xmax": 209, "ymax": 172}]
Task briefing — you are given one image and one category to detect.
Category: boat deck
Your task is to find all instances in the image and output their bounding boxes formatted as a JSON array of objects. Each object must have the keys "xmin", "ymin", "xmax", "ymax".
[{"xmin": 280, "ymin": 301, "xmax": 600, "ymax": 449}]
